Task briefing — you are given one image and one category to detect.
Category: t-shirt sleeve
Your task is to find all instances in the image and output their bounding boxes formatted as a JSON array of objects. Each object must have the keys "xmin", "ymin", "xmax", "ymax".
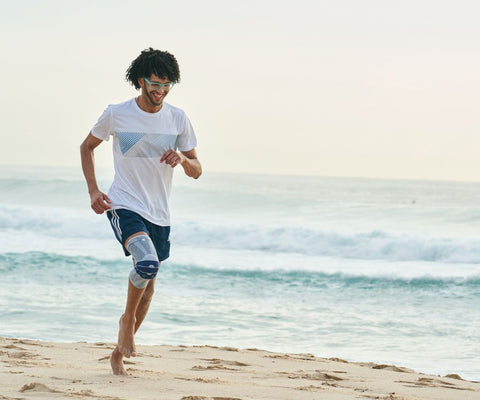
[
  {"xmin": 177, "ymin": 113, "xmax": 198, "ymax": 152},
  {"xmin": 91, "ymin": 105, "xmax": 113, "ymax": 141}
]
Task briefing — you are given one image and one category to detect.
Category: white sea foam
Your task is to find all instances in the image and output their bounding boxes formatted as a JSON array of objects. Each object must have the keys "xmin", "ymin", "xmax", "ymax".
[
  {"xmin": 2, "ymin": 201, "xmax": 480, "ymax": 267},
  {"xmin": 171, "ymin": 245, "xmax": 480, "ymax": 282},
  {"xmin": 173, "ymin": 220, "xmax": 480, "ymax": 264}
]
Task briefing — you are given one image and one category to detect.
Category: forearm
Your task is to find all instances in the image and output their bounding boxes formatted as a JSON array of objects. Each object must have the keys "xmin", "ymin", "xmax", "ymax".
[
  {"xmin": 80, "ymin": 133, "xmax": 104, "ymax": 194},
  {"xmin": 80, "ymin": 144, "xmax": 100, "ymax": 194},
  {"xmin": 80, "ymin": 134, "xmax": 111, "ymax": 214}
]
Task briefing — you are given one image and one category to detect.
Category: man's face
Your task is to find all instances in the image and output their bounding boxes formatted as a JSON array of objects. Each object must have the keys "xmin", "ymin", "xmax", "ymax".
[{"xmin": 140, "ymin": 74, "xmax": 173, "ymax": 107}]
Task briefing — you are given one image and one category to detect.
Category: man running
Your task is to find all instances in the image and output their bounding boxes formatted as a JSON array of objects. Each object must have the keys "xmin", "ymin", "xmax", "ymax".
[{"xmin": 80, "ymin": 48, "xmax": 201, "ymax": 375}]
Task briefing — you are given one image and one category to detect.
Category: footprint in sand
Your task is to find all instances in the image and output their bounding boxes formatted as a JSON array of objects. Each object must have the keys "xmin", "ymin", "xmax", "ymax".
[
  {"xmin": 20, "ymin": 382, "xmax": 60, "ymax": 393},
  {"xmin": 181, "ymin": 397, "xmax": 243, "ymax": 400},
  {"xmin": 295, "ymin": 384, "xmax": 327, "ymax": 391},
  {"xmin": 396, "ymin": 377, "xmax": 475, "ymax": 391},
  {"xmin": 92, "ymin": 342, "xmax": 115, "ymax": 350},
  {"xmin": 196, "ymin": 345, "xmax": 239, "ymax": 352},
  {"xmin": 192, "ymin": 365, "xmax": 239, "ymax": 371},
  {"xmin": 8, "ymin": 351, "xmax": 37, "ymax": 359},
  {"xmin": 192, "ymin": 359, "xmax": 249, "ymax": 371},
  {"xmin": 201, "ymin": 359, "xmax": 249, "ymax": 367},
  {"xmin": 19, "ymin": 383, "xmax": 124, "ymax": 400},
  {"xmin": 2, "ymin": 344, "xmax": 27, "ymax": 350},
  {"xmin": 371, "ymin": 364, "xmax": 412, "ymax": 373},
  {"xmin": 176, "ymin": 377, "xmax": 227, "ymax": 384},
  {"xmin": 328, "ymin": 357, "xmax": 349, "ymax": 363},
  {"xmin": 280, "ymin": 370, "xmax": 344, "ymax": 382},
  {"xmin": 15, "ymin": 340, "xmax": 52, "ymax": 348}
]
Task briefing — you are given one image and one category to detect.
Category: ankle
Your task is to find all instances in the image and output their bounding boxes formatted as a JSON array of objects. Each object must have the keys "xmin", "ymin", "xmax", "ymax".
[
  {"xmin": 120, "ymin": 314, "xmax": 136, "ymax": 326},
  {"xmin": 112, "ymin": 346, "xmax": 123, "ymax": 357}
]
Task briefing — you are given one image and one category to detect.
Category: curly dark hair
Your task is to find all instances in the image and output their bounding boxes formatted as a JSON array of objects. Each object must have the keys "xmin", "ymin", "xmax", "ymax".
[{"xmin": 126, "ymin": 48, "xmax": 181, "ymax": 89}]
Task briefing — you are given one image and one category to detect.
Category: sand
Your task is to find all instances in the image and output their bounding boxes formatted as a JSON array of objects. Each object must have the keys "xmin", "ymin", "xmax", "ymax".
[{"xmin": 0, "ymin": 337, "xmax": 478, "ymax": 400}]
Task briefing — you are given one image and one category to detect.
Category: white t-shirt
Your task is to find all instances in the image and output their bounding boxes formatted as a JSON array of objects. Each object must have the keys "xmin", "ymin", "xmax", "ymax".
[{"xmin": 91, "ymin": 98, "xmax": 197, "ymax": 226}]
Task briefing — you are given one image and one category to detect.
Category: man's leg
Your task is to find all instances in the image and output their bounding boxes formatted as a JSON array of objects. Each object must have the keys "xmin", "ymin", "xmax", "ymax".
[
  {"xmin": 135, "ymin": 277, "xmax": 156, "ymax": 332},
  {"xmin": 110, "ymin": 277, "xmax": 157, "ymax": 375},
  {"xmin": 118, "ymin": 279, "xmax": 144, "ymax": 357},
  {"xmin": 110, "ymin": 232, "xmax": 159, "ymax": 375}
]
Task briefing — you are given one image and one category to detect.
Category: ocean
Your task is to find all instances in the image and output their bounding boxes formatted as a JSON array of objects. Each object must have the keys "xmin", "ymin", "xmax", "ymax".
[{"xmin": 0, "ymin": 165, "xmax": 479, "ymax": 381}]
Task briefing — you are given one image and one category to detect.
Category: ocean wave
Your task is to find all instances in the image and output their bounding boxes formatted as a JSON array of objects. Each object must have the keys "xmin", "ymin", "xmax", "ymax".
[
  {"xmin": 171, "ymin": 262, "xmax": 480, "ymax": 287},
  {"xmin": 0, "ymin": 205, "xmax": 111, "ymax": 238},
  {"xmin": 0, "ymin": 251, "xmax": 126, "ymax": 283},
  {"xmin": 174, "ymin": 222, "xmax": 480, "ymax": 264},
  {"xmin": 2, "ymin": 202, "xmax": 480, "ymax": 264},
  {"xmin": 1, "ymin": 251, "xmax": 479, "ymax": 286}
]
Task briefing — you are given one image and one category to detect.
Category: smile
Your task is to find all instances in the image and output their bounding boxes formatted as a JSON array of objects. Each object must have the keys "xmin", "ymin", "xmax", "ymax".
[{"xmin": 151, "ymin": 92, "xmax": 164, "ymax": 102}]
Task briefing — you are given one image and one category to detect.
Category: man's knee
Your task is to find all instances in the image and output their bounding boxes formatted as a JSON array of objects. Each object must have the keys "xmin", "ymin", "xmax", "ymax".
[{"xmin": 126, "ymin": 234, "xmax": 159, "ymax": 289}]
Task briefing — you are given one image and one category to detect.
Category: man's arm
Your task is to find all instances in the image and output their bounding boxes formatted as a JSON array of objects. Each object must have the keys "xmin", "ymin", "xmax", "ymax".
[
  {"xmin": 160, "ymin": 148, "xmax": 202, "ymax": 179},
  {"xmin": 80, "ymin": 132, "xmax": 112, "ymax": 214}
]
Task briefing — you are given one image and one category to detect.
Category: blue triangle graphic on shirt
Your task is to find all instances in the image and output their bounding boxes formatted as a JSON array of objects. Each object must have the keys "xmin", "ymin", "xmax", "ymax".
[{"xmin": 116, "ymin": 132, "xmax": 146, "ymax": 154}]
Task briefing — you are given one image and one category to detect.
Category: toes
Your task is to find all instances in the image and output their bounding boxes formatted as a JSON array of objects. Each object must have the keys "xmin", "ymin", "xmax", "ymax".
[{"xmin": 120, "ymin": 347, "xmax": 131, "ymax": 358}]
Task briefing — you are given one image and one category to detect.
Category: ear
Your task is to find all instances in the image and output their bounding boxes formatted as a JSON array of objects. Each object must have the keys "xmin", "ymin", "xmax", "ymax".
[{"xmin": 137, "ymin": 77, "xmax": 144, "ymax": 88}]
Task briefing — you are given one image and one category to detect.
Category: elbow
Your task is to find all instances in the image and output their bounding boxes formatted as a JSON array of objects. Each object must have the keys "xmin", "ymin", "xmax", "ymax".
[
  {"xmin": 80, "ymin": 138, "xmax": 90, "ymax": 154},
  {"xmin": 80, "ymin": 133, "xmax": 102, "ymax": 156},
  {"xmin": 192, "ymin": 169, "xmax": 202, "ymax": 179},
  {"xmin": 188, "ymin": 160, "xmax": 202, "ymax": 179},
  {"xmin": 191, "ymin": 165, "xmax": 202, "ymax": 179},
  {"xmin": 79, "ymin": 141, "xmax": 87, "ymax": 155}
]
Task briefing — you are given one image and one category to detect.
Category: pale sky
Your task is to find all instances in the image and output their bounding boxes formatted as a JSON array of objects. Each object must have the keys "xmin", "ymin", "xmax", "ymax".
[{"xmin": 1, "ymin": 0, "xmax": 478, "ymax": 181}]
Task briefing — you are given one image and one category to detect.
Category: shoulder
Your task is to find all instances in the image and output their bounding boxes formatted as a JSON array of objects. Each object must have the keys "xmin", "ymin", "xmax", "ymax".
[
  {"xmin": 163, "ymin": 102, "xmax": 188, "ymax": 124},
  {"xmin": 163, "ymin": 102, "xmax": 186, "ymax": 116},
  {"xmin": 108, "ymin": 98, "xmax": 136, "ymax": 113}
]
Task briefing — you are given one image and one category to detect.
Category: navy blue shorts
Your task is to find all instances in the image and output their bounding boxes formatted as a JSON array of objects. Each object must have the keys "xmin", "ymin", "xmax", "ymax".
[{"xmin": 107, "ymin": 209, "xmax": 170, "ymax": 261}]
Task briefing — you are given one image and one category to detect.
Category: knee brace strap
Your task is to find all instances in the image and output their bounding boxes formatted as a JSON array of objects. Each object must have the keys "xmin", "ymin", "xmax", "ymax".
[{"xmin": 126, "ymin": 234, "xmax": 159, "ymax": 288}]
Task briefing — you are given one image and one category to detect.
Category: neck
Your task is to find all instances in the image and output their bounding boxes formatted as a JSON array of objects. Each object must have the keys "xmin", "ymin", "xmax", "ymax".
[{"xmin": 136, "ymin": 95, "xmax": 163, "ymax": 113}]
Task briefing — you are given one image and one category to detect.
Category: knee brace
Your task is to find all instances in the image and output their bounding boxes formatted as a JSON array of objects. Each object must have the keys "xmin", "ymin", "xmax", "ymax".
[{"xmin": 126, "ymin": 234, "xmax": 159, "ymax": 289}]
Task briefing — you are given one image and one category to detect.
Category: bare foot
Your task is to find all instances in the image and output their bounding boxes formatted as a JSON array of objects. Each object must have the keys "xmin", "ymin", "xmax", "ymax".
[
  {"xmin": 110, "ymin": 346, "xmax": 128, "ymax": 375},
  {"xmin": 117, "ymin": 314, "xmax": 137, "ymax": 358}
]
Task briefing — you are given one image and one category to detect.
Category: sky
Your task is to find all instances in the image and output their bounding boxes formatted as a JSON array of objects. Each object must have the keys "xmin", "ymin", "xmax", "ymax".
[{"xmin": 1, "ymin": 0, "xmax": 479, "ymax": 181}]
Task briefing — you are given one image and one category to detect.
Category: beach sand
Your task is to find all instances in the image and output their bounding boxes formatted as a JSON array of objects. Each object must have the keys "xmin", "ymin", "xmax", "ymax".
[{"xmin": 1, "ymin": 337, "xmax": 478, "ymax": 400}]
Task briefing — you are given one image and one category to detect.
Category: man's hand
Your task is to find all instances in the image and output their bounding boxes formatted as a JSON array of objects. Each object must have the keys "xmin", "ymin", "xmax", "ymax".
[
  {"xmin": 160, "ymin": 149, "xmax": 184, "ymax": 168},
  {"xmin": 160, "ymin": 148, "xmax": 201, "ymax": 179},
  {"xmin": 90, "ymin": 189, "xmax": 112, "ymax": 214}
]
